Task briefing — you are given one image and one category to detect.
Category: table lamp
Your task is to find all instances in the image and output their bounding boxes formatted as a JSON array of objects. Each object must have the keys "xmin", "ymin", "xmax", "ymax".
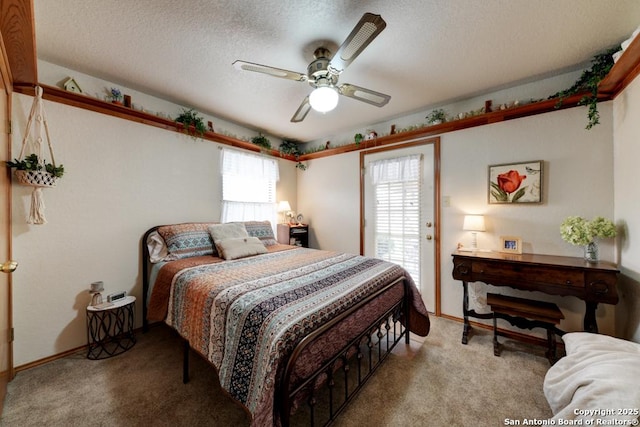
[
  {"xmin": 463, "ymin": 215, "xmax": 486, "ymax": 250},
  {"xmin": 277, "ymin": 201, "xmax": 292, "ymax": 223}
]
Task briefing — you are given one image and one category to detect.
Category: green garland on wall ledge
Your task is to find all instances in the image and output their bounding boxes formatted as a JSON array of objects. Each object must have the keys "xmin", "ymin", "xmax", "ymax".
[
  {"xmin": 549, "ymin": 46, "xmax": 621, "ymax": 129},
  {"xmin": 175, "ymin": 108, "xmax": 207, "ymax": 138},
  {"xmin": 278, "ymin": 140, "xmax": 307, "ymax": 170},
  {"xmin": 251, "ymin": 134, "xmax": 272, "ymax": 150}
]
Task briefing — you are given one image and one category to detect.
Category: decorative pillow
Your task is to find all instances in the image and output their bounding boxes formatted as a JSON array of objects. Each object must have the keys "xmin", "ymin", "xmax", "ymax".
[
  {"xmin": 208, "ymin": 223, "xmax": 249, "ymax": 254},
  {"xmin": 157, "ymin": 223, "xmax": 217, "ymax": 259},
  {"xmin": 243, "ymin": 220, "xmax": 278, "ymax": 246},
  {"xmin": 146, "ymin": 231, "xmax": 176, "ymax": 263},
  {"xmin": 216, "ymin": 236, "xmax": 268, "ymax": 260}
]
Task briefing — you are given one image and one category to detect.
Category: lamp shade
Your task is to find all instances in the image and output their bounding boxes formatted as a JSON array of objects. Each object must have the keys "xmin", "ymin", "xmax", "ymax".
[
  {"xmin": 463, "ymin": 215, "xmax": 486, "ymax": 232},
  {"xmin": 309, "ymin": 86, "xmax": 339, "ymax": 113},
  {"xmin": 278, "ymin": 201, "xmax": 291, "ymax": 212}
]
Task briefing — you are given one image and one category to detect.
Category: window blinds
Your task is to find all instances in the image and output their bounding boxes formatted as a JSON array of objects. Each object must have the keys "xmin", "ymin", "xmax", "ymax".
[
  {"xmin": 220, "ymin": 148, "xmax": 279, "ymax": 226},
  {"xmin": 369, "ymin": 154, "xmax": 422, "ymax": 285}
]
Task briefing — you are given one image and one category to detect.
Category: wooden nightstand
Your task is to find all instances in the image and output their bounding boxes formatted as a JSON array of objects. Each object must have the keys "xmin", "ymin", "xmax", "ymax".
[
  {"xmin": 86, "ymin": 296, "xmax": 136, "ymax": 359},
  {"xmin": 277, "ymin": 223, "xmax": 309, "ymax": 248}
]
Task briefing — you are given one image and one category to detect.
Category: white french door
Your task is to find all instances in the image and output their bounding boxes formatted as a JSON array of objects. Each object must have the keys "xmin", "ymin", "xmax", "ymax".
[{"xmin": 363, "ymin": 142, "xmax": 436, "ymax": 312}]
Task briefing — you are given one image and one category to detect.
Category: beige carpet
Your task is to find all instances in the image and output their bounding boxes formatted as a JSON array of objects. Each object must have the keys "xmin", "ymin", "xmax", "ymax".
[{"xmin": 0, "ymin": 316, "xmax": 553, "ymax": 427}]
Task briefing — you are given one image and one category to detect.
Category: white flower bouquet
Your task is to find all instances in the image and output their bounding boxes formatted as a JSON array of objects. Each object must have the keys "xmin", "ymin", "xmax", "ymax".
[{"xmin": 560, "ymin": 216, "xmax": 616, "ymax": 246}]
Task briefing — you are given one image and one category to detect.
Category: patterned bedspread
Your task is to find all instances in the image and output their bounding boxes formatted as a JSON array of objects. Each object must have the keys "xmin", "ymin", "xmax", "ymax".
[{"xmin": 147, "ymin": 246, "xmax": 430, "ymax": 426}]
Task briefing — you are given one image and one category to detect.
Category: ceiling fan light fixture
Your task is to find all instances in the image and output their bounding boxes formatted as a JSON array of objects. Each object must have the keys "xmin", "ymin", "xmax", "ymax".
[{"xmin": 309, "ymin": 86, "xmax": 339, "ymax": 113}]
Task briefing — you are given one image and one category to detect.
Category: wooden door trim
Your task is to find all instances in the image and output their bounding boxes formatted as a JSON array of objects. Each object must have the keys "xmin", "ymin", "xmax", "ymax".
[
  {"xmin": 0, "ymin": 12, "xmax": 15, "ymax": 394},
  {"xmin": 0, "ymin": 0, "xmax": 37, "ymax": 86},
  {"xmin": 359, "ymin": 137, "xmax": 441, "ymax": 316}
]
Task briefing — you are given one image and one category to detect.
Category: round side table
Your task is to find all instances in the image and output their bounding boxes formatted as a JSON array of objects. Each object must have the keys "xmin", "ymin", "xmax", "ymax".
[{"xmin": 86, "ymin": 295, "xmax": 136, "ymax": 360}]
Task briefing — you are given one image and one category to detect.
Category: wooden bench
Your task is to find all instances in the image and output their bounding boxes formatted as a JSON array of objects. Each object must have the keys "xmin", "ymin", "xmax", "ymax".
[{"xmin": 487, "ymin": 293, "xmax": 564, "ymax": 364}]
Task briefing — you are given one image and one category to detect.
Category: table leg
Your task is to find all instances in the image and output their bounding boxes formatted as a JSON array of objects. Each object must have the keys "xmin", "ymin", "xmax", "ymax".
[
  {"xmin": 493, "ymin": 316, "xmax": 499, "ymax": 356},
  {"xmin": 584, "ymin": 301, "xmax": 599, "ymax": 333},
  {"xmin": 462, "ymin": 281, "xmax": 470, "ymax": 344}
]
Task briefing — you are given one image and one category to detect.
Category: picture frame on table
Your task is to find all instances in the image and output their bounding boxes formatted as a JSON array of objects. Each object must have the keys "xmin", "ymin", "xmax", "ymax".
[{"xmin": 500, "ymin": 236, "xmax": 523, "ymax": 254}]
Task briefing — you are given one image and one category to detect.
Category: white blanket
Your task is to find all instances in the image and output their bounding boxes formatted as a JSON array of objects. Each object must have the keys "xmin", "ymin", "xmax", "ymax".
[{"xmin": 544, "ymin": 332, "xmax": 640, "ymax": 424}]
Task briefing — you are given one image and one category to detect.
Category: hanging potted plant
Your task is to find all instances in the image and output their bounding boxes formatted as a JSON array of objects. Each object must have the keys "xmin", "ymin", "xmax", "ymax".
[
  {"xmin": 7, "ymin": 86, "xmax": 64, "ymax": 224},
  {"xmin": 175, "ymin": 108, "xmax": 207, "ymax": 138},
  {"xmin": 6, "ymin": 153, "xmax": 64, "ymax": 183}
]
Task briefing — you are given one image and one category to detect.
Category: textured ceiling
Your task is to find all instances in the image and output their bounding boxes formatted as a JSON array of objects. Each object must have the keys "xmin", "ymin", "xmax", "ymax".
[{"xmin": 34, "ymin": 0, "xmax": 640, "ymax": 143}]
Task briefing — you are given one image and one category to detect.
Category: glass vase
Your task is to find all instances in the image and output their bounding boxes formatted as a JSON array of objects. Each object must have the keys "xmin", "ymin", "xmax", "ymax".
[{"xmin": 584, "ymin": 241, "xmax": 598, "ymax": 262}]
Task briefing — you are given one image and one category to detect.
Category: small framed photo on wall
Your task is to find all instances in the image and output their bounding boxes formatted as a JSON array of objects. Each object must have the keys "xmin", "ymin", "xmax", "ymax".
[{"xmin": 500, "ymin": 236, "xmax": 522, "ymax": 254}]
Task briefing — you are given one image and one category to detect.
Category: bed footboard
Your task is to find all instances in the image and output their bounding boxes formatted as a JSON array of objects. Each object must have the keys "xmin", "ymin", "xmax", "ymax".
[{"xmin": 279, "ymin": 276, "xmax": 410, "ymax": 427}]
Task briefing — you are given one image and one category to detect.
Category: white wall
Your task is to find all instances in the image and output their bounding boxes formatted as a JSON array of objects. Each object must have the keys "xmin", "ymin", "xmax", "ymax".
[
  {"xmin": 613, "ymin": 75, "xmax": 640, "ymax": 342},
  {"xmin": 10, "ymin": 93, "xmax": 297, "ymax": 366},
  {"xmin": 440, "ymin": 105, "xmax": 615, "ymax": 336},
  {"xmin": 299, "ymin": 104, "xmax": 617, "ymax": 336},
  {"xmin": 297, "ymin": 151, "xmax": 361, "ymax": 254}
]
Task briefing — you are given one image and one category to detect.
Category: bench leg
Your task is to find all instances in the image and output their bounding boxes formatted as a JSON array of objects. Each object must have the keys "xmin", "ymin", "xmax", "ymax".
[
  {"xmin": 493, "ymin": 316, "xmax": 500, "ymax": 356},
  {"xmin": 546, "ymin": 329, "xmax": 557, "ymax": 365}
]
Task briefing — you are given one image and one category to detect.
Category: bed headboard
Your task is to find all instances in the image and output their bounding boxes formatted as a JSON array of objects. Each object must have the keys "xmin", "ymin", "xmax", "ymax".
[
  {"xmin": 142, "ymin": 221, "xmax": 220, "ymax": 330},
  {"xmin": 141, "ymin": 220, "xmax": 279, "ymax": 331},
  {"xmin": 141, "ymin": 225, "xmax": 161, "ymax": 332}
]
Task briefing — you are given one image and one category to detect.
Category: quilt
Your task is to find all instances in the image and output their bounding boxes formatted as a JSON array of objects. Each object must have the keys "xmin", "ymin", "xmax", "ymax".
[{"xmin": 147, "ymin": 246, "xmax": 430, "ymax": 426}]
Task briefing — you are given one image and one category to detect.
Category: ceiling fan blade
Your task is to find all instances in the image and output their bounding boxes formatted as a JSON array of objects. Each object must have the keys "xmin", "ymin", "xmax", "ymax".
[
  {"xmin": 328, "ymin": 13, "xmax": 386, "ymax": 75},
  {"xmin": 338, "ymin": 83, "xmax": 390, "ymax": 107},
  {"xmin": 291, "ymin": 96, "xmax": 312, "ymax": 122},
  {"xmin": 233, "ymin": 60, "xmax": 307, "ymax": 82}
]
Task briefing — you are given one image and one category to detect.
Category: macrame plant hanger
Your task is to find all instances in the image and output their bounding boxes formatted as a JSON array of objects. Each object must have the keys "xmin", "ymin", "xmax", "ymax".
[{"xmin": 15, "ymin": 86, "xmax": 59, "ymax": 224}]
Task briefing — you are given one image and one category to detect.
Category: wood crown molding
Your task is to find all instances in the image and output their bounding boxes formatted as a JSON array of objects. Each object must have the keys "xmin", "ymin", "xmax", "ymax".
[
  {"xmin": 12, "ymin": 83, "xmax": 294, "ymax": 160},
  {"xmin": 599, "ymin": 37, "xmax": 640, "ymax": 96}
]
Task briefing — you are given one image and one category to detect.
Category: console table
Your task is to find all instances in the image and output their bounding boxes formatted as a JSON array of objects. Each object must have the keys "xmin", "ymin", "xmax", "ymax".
[{"xmin": 451, "ymin": 251, "xmax": 619, "ymax": 344}]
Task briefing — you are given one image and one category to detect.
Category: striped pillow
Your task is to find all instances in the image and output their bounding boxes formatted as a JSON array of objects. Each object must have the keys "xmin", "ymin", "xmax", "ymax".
[
  {"xmin": 157, "ymin": 222, "xmax": 218, "ymax": 259},
  {"xmin": 243, "ymin": 220, "xmax": 278, "ymax": 246}
]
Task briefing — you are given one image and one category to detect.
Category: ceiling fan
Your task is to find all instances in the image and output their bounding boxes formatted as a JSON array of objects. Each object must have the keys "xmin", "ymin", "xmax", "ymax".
[{"xmin": 233, "ymin": 13, "xmax": 391, "ymax": 123}]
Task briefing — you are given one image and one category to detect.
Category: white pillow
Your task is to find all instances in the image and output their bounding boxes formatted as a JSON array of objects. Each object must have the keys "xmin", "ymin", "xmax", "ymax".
[
  {"xmin": 208, "ymin": 223, "xmax": 249, "ymax": 254},
  {"xmin": 146, "ymin": 231, "xmax": 176, "ymax": 263},
  {"xmin": 215, "ymin": 236, "xmax": 267, "ymax": 260}
]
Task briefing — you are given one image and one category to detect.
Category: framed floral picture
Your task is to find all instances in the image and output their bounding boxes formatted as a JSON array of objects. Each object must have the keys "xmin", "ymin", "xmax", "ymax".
[{"xmin": 488, "ymin": 160, "xmax": 543, "ymax": 204}]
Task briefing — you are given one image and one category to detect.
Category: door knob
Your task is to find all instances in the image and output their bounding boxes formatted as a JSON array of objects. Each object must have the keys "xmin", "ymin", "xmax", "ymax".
[
  {"xmin": 426, "ymin": 235, "xmax": 433, "ymax": 240},
  {"xmin": 426, "ymin": 222, "xmax": 433, "ymax": 227},
  {"xmin": 1, "ymin": 260, "xmax": 18, "ymax": 273}
]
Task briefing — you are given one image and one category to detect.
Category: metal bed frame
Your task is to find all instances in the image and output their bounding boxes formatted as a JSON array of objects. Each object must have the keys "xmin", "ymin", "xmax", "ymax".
[{"xmin": 141, "ymin": 225, "xmax": 410, "ymax": 426}]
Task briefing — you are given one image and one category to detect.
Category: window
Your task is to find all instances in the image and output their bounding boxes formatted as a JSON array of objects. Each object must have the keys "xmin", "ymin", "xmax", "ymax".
[
  {"xmin": 220, "ymin": 148, "xmax": 279, "ymax": 227},
  {"xmin": 369, "ymin": 154, "xmax": 421, "ymax": 284}
]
